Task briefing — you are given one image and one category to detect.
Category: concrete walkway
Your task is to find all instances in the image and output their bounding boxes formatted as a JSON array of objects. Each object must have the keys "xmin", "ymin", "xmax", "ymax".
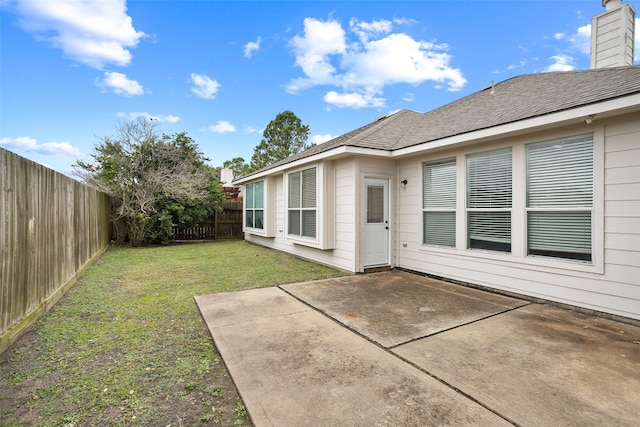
[{"xmin": 195, "ymin": 271, "xmax": 640, "ymax": 427}]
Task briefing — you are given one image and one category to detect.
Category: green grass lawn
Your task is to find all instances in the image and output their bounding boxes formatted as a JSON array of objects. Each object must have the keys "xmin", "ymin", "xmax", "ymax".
[{"xmin": 0, "ymin": 241, "xmax": 347, "ymax": 426}]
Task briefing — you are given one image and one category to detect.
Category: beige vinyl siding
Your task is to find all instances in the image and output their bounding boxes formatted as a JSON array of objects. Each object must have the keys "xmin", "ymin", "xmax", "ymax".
[
  {"xmin": 396, "ymin": 115, "xmax": 640, "ymax": 320},
  {"xmin": 603, "ymin": 114, "xmax": 640, "ymax": 294},
  {"xmin": 333, "ymin": 157, "xmax": 358, "ymax": 270}
]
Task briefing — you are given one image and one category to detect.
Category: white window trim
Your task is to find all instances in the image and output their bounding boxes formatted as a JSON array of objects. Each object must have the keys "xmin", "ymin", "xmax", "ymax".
[
  {"xmin": 284, "ymin": 161, "xmax": 335, "ymax": 250},
  {"xmin": 524, "ymin": 134, "xmax": 594, "ymax": 263},
  {"xmin": 244, "ymin": 181, "xmax": 264, "ymax": 231},
  {"xmin": 466, "ymin": 147, "xmax": 513, "ymax": 254},
  {"xmin": 419, "ymin": 128, "xmax": 604, "ymax": 275},
  {"xmin": 243, "ymin": 177, "xmax": 276, "ymax": 237},
  {"xmin": 422, "ymin": 157, "xmax": 457, "ymax": 248}
]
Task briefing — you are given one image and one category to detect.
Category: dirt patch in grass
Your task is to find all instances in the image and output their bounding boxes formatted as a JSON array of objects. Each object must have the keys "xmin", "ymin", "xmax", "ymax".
[{"xmin": 0, "ymin": 241, "xmax": 347, "ymax": 426}]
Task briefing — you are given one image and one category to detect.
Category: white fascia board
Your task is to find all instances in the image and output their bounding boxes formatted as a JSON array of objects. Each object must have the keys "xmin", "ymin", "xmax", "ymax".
[
  {"xmin": 234, "ymin": 146, "xmax": 390, "ymax": 184},
  {"xmin": 392, "ymin": 93, "xmax": 640, "ymax": 158}
]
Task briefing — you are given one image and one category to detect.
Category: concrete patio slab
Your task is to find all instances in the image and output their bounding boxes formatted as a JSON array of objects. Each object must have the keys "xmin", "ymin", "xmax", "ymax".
[
  {"xmin": 196, "ymin": 271, "xmax": 640, "ymax": 426},
  {"xmin": 394, "ymin": 303, "xmax": 640, "ymax": 427},
  {"xmin": 281, "ymin": 271, "xmax": 529, "ymax": 348},
  {"xmin": 195, "ymin": 287, "xmax": 511, "ymax": 427}
]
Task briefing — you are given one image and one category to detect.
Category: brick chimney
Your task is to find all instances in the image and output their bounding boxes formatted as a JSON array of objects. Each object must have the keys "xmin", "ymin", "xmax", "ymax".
[{"xmin": 591, "ymin": 0, "xmax": 636, "ymax": 68}]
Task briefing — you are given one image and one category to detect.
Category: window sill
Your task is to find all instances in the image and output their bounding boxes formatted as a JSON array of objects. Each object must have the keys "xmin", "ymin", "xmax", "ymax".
[
  {"xmin": 418, "ymin": 244, "xmax": 603, "ymax": 276},
  {"xmin": 244, "ymin": 228, "xmax": 274, "ymax": 238},
  {"xmin": 287, "ymin": 234, "xmax": 333, "ymax": 250}
]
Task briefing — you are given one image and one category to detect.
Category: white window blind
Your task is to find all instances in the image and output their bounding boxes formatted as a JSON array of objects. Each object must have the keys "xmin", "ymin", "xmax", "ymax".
[
  {"xmin": 422, "ymin": 158, "xmax": 456, "ymax": 246},
  {"xmin": 526, "ymin": 135, "xmax": 593, "ymax": 261},
  {"xmin": 288, "ymin": 167, "xmax": 317, "ymax": 238},
  {"xmin": 467, "ymin": 148, "xmax": 512, "ymax": 252}
]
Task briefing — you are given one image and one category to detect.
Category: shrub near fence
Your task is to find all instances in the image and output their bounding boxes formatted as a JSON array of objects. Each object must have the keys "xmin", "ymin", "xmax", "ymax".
[{"xmin": 0, "ymin": 148, "xmax": 110, "ymax": 353}]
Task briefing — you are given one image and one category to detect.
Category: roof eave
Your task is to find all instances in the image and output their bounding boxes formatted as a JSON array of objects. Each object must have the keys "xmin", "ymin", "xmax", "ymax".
[
  {"xmin": 234, "ymin": 146, "xmax": 392, "ymax": 184},
  {"xmin": 392, "ymin": 92, "xmax": 640, "ymax": 158},
  {"xmin": 235, "ymin": 92, "xmax": 640, "ymax": 184}
]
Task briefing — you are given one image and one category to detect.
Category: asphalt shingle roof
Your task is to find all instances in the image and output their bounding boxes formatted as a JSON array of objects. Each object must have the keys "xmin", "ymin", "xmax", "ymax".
[{"xmin": 243, "ymin": 66, "xmax": 640, "ymax": 179}]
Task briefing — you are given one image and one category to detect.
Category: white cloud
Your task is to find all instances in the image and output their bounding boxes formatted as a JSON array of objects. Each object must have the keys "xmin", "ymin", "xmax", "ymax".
[
  {"xmin": 568, "ymin": 24, "xmax": 591, "ymax": 55},
  {"xmin": 349, "ymin": 18, "xmax": 393, "ymax": 43},
  {"xmin": 402, "ymin": 93, "xmax": 415, "ymax": 102},
  {"xmin": 117, "ymin": 112, "xmax": 180, "ymax": 123},
  {"xmin": 209, "ymin": 120, "xmax": 236, "ymax": 133},
  {"xmin": 287, "ymin": 17, "xmax": 466, "ymax": 109},
  {"xmin": 288, "ymin": 18, "xmax": 347, "ymax": 92},
  {"xmin": 243, "ymin": 126, "xmax": 262, "ymax": 134},
  {"xmin": 14, "ymin": 0, "xmax": 146, "ymax": 69},
  {"xmin": 323, "ymin": 90, "xmax": 385, "ymax": 109},
  {"xmin": 100, "ymin": 71, "xmax": 144, "ymax": 96},
  {"xmin": 244, "ymin": 37, "xmax": 262, "ymax": 58},
  {"xmin": 344, "ymin": 34, "xmax": 466, "ymax": 90},
  {"xmin": 553, "ymin": 32, "xmax": 565, "ymax": 41},
  {"xmin": 190, "ymin": 73, "xmax": 220, "ymax": 99},
  {"xmin": 393, "ymin": 17, "xmax": 417, "ymax": 26},
  {"xmin": 0, "ymin": 136, "xmax": 84, "ymax": 158},
  {"xmin": 546, "ymin": 55, "xmax": 575, "ymax": 72},
  {"xmin": 507, "ymin": 59, "xmax": 528, "ymax": 71},
  {"xmin": 311, "ymin": 134, "xmax": 334, "ymax": 144}
]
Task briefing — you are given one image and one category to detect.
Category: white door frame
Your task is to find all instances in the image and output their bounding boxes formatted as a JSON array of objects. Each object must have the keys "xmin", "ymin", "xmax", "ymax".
[{"xmin": 363, "ymin": 178, "xmax": 390, "ymax": 267}]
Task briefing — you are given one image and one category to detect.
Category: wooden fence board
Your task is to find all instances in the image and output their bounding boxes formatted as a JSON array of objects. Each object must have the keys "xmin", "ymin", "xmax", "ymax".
[
  {"xmin": 173, "ymin": 200, "xmax": 243, "ymax": 241},
  {"xmin": 0, "ymin": 148, "xmax": 110, "ymax": 353}
]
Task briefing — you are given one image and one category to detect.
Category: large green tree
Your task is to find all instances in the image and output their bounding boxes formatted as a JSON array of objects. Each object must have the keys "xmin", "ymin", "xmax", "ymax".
[
  {"xmin": 249, "ymin": 110, "xmax": 312, "ymax": 171},
  {"xmin": 75, "ymin": 118, "xmax": 225, "ymax": 246}
]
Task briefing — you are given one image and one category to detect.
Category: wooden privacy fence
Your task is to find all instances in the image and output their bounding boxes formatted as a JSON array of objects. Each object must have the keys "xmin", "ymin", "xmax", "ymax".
[
  {"xmin": 173, "ymin": 201, "xmax": 243, "ymax": 240},
  {"xmin": 1, "ymin": 148, "xmax": 110, "ymax": 353}
]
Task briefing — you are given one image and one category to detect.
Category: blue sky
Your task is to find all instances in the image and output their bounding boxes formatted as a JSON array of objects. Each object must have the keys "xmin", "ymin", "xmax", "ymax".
[{"xmin": 1, "ymin": 0, "xmax": 639, "ymax": 177}]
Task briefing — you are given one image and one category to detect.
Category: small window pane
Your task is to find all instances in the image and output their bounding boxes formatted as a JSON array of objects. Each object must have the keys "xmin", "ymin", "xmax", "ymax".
[
  {"xmin": 289, "ymin": 210, "xmax": 300, "ymax": 235},
  {"xmin": 528, "ymin": 211, "xmax": 591, "ymax": 261},
  {"xmin": 302, "ymin": 168, "xmax": 316, "ymax": 208},
  {"xmin": 246, "ymin": 184, "xmax": 254, "ymax": 209},
  {"xmin": 254, "ymin": 210, "xmax": 264, "ymax": 229},
  {"xmin": 468, "ymin": 211, "xmax": 511, "ymax": 252},
  {"xmin": 254, "ymin": 181, "xmax": 264, "ymax": 209},
  {"xmin": 245, "ymin": 211, "xmax": 254, "ymax": 228},
  {"xmin": 467, "ymin": 148, "xmax": 512, "ymax": 209},
  {"xmin": 289, "ymin": 171, "xmax": 301, "ymax": 208},
  {"xmin": 302, "ymin": 211, "xmax": 316, "ymax": 238},
  {"xmin": 527, "ymin": 136, "xmax": 593, "ymax": 208},
  {"xmin": 423, "ymin": 212, "xmax": 456, "ymax": 246},
  {"xmin": 423, "ymin": 159, "xmax": 456, "ymax": 209},
  {"xmin": 367, "ymin": 185, "xmax": 384, "ymax": 223}
]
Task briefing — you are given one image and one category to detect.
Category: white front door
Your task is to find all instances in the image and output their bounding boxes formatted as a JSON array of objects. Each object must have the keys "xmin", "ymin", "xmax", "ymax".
[{"xmin": 364, "ymin": 178, "xmax": 389, "ymax": 266}]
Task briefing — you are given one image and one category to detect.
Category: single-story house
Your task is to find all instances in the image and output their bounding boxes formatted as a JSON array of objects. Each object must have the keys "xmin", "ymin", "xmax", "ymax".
[{"xmin": 236, "ymin": 0, "xmax": 640, "ymax": 321}]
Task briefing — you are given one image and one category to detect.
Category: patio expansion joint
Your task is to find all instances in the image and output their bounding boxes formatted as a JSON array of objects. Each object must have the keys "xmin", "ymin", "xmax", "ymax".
[
  {"xmin": 389, "ymin": 349, "xmax": 520, "ymax": 426},
  {"xmin": 278, "ymin": 285, "xmax": 524, "ymax": 426},
  {"xmin": 387, "ymin": 302, "xmax": 533, "ymax": 350}
]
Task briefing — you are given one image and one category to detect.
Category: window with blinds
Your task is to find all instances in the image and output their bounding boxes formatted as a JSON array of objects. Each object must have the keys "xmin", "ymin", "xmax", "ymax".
[
  {"xmin": 467, "ymin": 148, "xmax": 512, "ymax": 252},
  {"xmin": 526, "ymin": 135, "xmax": 593, "ymax": 261},
  {"xmin": 422, "ymin": 158, "xmax": 456, "ymax": 246},
  {"xmin": 288, "ymin": 167, "xmax": 317, "ymax": 238},
  {"xmin": 245, "ymin": 181, "xmax": 264, "ymax": 229}
]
